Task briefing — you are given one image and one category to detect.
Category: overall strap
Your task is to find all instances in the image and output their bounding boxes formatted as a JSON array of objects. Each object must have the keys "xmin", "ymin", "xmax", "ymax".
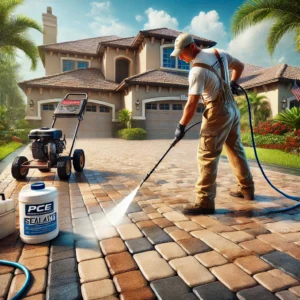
[
  {"xmin": 213, "ymin": 48, "xmax": 225, "ymax": 81},
  {"xmin": 192, "ymin": 62, "xmax": 226, "ymax": 86}
]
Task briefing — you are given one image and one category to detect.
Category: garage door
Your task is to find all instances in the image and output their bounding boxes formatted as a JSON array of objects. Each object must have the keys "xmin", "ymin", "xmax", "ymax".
[
  {"xmin": 41, "ymin": 103, "xmax": 113, "ymax": 138},
  {"xmin": 145, "ymin": 101, "xmax": 204, "ymax": 139}
]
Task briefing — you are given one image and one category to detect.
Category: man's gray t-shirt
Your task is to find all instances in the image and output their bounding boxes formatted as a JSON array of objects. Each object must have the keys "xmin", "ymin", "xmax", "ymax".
[{"xmin": 188, "ymin": 48, "xmax": 238, "ymax": 102}]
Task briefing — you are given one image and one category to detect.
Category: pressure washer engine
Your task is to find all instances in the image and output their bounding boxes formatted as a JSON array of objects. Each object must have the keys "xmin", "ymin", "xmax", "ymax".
[{"xmin": 11, "ymin": 93, "xmax": 88, "ymax": 181}]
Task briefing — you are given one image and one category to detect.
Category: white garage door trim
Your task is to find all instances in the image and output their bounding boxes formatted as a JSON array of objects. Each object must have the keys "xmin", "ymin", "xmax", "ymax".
[
  {"xmin": 26, "ymin": 98, "xmax": 116, "ymax": 121},
  {"xmin": 133, "ymin": 96, "xmax": 188, "ymax": 120}
]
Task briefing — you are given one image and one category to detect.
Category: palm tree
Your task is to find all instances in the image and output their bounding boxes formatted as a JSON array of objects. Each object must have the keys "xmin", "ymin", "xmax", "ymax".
[
  {"xmin": 231, "ymin": 0, "xmax": 300, "ymax": 56},
  {"xmin": 117, "ymin": 109, "xmax": 132, "ymax": 129},
  {"xmin": 0, "ymin": 0, "xmax": 42, "ymax": 70},
  {"xmin": 274, "ymin": 107, "xmax": 300, "ymax": 130},
  {"xmin": 237, "ymin": 92, "xmax": 271, "ymax": 126}
]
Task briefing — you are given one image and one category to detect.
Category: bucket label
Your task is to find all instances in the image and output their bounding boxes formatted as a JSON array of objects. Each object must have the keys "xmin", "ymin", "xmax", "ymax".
[{"xmin": 24, "ymin": 202, "xmax": 57, "ymax": 236}]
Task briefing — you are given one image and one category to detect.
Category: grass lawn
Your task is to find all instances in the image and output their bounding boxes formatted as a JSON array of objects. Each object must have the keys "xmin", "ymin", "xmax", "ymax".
[
  {"xmin": 0, "ymin": 142, "xmax": 22, "ymax": 161},
  {"xmin": 222, "ymin": 147, "xmax": 300, "ymax": 169}
]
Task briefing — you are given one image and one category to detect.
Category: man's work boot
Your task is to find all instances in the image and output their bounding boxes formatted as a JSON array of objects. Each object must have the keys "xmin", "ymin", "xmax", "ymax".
[
  {"xmin": 230, "ymin": 188, "xmax": 255, "ymax": 200},
  {"xmin": 182, "ymin": 203, "xmax": 215, "ymax": 215}
]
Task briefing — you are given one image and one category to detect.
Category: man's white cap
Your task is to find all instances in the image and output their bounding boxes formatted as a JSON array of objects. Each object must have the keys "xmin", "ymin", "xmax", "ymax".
[{"xmin": 170, "ymin": 33, "xmax": 195, "ymax": 57}]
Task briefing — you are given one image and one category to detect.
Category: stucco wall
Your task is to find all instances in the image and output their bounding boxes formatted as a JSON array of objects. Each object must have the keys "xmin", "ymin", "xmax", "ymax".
[
  {"xmin": 103, "ymin": 48, "xmax": 135, "ymax": 82},
  {"xmin": 44, "ymin": 52, "xmax": 97, "ymax": 76}
]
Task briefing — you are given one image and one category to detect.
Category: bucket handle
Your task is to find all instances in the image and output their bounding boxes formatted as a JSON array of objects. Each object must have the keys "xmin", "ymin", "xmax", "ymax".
[{"xmin": 0, "ymin": 193, "xmax": 5, "ymax": 200}]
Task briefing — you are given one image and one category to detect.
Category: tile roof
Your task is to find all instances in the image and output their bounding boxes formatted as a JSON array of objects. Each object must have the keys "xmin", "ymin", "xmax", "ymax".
[
  {"xmin": 131, "ymin": 27, "xmax": 217, "ymax": 48},
  {"xmin": 39, "ymin": 35, "xmax": 120, "ymax": 55},
  {"xmin": 101, "ymin": 37, "xmax": 136, "ymax": 48},
  {"xmin": 18, "ymin": 68, "xmax": 118, "ymax": 91},
  {"xmin": 117, "ymin": 69, "xmax": 189, "ymax": 90},
  {"xmin": 239, "ymin": 64, "xmax": 300, "ymax": 88}
]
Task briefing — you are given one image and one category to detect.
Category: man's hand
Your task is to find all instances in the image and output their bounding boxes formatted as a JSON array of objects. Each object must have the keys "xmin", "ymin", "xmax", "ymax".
[
  {"xmin": 175, "ymin": 123, "xmax": 186, "ymax": 142},
  {"xmin": 230, "ymin": 80, "xmax": 240, "ymax": 95}
]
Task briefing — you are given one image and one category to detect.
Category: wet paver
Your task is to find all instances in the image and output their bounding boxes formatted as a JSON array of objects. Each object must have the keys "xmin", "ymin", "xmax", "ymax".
[{"xmin": 0, "ymin": 139, "xmax": 299, "ymax": 299}]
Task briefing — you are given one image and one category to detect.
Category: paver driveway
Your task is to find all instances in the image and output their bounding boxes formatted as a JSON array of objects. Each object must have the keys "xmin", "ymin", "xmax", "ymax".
[{"xmin": 0, "ymin": 139, "xmax": 300, "ymax": 300}]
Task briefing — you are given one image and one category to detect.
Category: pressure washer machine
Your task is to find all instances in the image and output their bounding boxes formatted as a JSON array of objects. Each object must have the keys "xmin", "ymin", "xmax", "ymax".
[{"xmin": 11, "ymin": 93, "xmax": 88, "ymax": 181}]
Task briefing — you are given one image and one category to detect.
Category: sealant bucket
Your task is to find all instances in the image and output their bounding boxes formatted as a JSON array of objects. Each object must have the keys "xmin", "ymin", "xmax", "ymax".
[
  {"xmin": 0, "ymin": 193, "xmax": 16, "ymax": 240},
  {"xmin": 19, "ymin": 182, "xmax": 59, "ymax": 244}
]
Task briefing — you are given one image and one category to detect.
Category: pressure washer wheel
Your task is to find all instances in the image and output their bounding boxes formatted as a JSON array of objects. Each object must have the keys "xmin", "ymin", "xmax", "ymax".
[
  {"xmin": 57, "ymin": 156, "xmax": 71, "ymax": 180},
  {"xmin": 73, "ymin": 149, "xmax": 85, "ymax": 172},
  {"xmin": 11, "ymin": 156, "xmax": 29, "ymax": 180}
]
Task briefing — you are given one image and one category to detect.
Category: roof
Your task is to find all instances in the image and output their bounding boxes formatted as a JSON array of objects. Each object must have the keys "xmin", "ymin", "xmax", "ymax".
[
  {"xmin": 18, "ymin": 68, "xmax": 118, "ymax": 91},
  {"xmin": 117, "ymin": 69, "xmax": 189, "ymax": 91},
  {"xmin": 39, "ymin": 35, "xmax": 120, "ymax": 55},
  {"xmin": 239, "ymin": 64, "xmax": 300, "ymax": 89},
  {"xmin": 131, "ymin": 28, "xmax": 217, "ymax": 48},
  {"xmin": 100, "ymin": 37, "xmax": 136, "ymax": 49}
]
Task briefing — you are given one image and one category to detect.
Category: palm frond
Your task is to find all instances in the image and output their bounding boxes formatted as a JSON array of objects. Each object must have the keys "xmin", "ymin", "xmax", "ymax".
[
  {"xmin": 0, "ymin": 0, "xmax": 23, "ymax": 24},
  {"xmin": 294, "ymin": 26, "xmax": 300, "ymax": 52}
]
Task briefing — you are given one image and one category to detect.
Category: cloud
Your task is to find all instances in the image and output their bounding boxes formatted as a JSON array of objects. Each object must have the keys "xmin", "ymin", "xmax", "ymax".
[
  {"xmin": 143, "ymin": 8, "xmax": 178, "ymax": 30},
  {"xmin": 135, "ymin": 15, "xmax": 143, "ymax": 22},
  {"xmin": 226, "ymin": 21, "xmax": 300, "ymax": 67},
  {"xmin": 88, "ymin": 1, "xmax": 135, "ymax": 37},
  {"xmin": 184, "ymin": 10, "xmax": 228, "ymax": 49}
]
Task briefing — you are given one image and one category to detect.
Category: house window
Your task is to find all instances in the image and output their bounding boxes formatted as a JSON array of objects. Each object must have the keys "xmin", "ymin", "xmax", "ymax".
[
  {"xmin": 172, "ymin": 104, "xmax": 183, "ymax": 110},
  {"xmin": 43, "ymin": 104, "xmax": 55, "ymax": 111},
  {"xmin": 290, "ymin": 100, "xmax": 300, "ymax": 109},
  {"xmin": 86, "ymin": 105, "xmax": 96, "ymax": 112},
  {"xmin": 63, "ymin": 60, "xmax": 75, "ymax": 72},
  {"xmin": 115, "ymin": 58, "xmax": 130, "ymax": 83},
  {"xmin": 78, "ymin": 61, "xmax": 89, "ymax": 69},
  {"xmin": 161, "ymin": 46, "xmax": 190, "ymax": 70},
  {"xmin": 159, "ymin": 103, "xmax": 170, "ymax": 110},
  {"xmin": 99, "ymin": 106, "xmax": 110, "ymax": 113},
  {"xmin": 146, "ymin": 103, "xmax": 157, "ymax": 110}
]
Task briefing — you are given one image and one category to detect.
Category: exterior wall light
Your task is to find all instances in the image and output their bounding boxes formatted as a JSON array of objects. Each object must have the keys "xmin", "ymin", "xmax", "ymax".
[
  {"xmin": 29, "ymin": 99, "xmax": 34, "ymax": 111},
  {"xmin": 281, "ymin": 97, "xmax": 287, "ymax": 109},
  {"xmin": 135, "ymin": 99, "xmax": 140, "ymax": 110}
]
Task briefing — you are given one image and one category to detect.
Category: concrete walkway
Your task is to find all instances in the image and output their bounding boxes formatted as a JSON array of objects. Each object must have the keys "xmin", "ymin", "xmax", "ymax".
[{"xmin": 0, "ymin": 139, "xmax": 299, "ymax": 300}]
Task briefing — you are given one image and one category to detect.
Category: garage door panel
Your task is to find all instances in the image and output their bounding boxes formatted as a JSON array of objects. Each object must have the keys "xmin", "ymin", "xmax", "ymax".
[{"xmin": 41, "ymin": 103, "xmax": 112, "ymax": 138}]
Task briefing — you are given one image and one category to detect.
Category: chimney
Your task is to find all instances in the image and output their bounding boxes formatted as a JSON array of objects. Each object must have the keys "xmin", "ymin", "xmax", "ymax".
[{"xmin": 42, "ymin": 7, "xmax": 57, "ymax": 44}]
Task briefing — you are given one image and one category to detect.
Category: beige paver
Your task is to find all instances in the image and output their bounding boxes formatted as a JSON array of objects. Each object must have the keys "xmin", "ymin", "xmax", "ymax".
[
  {"xmin": 211, "ymin": 263, "xmax": 257, "ymax": 292},
  {"xmin": 239, "ymin": 238, "xmax": 274, "ymax": 255},
  {"xmin": 148, "ymin": 212, "xmax": 162, "ymax": 220},
  {"xmin": 175, "ymin": 221, "xmax": 202, "ymax": 232},
  {"xmin": 21, "ymin": 244, "xmax": 49, "ymax": 259},
  {"xmin": 265, "ymin": 220, "xmax": 300, "ymax": 233},
  {"xmin": 220, "ymin": 231, "xmax": 255, "ymax": 243},
  {"xmin": 78, "ymin": 258, "xmax": 110, "ymax": 283},
  {"xmin": 76, "ymin": 239, "xmax": 102, "ymax": 262},
  {"xmin": 155, "ymin": 242, "xmax": 187, "ymax": 261},
  {"xmin": 289, "ymin": 286, "xmax": 300, "ymax": 297},
  {"xmin": 234, "ymin": 255, "xmax": 272, "ymax": 275},
  {"xmin": 120, "ymin": 286, "xmax": 156, "ymax": 300},
  {"xmin": 169, "ymin": 256, "xmax": 215, "ymax": 287},
  {"xmin": 195, "ymin": 251, "xmax": 228, "ymax": 268},
  {"xmin": 22, "ymin": 294, "xmax": 45, "ymax": 300},
  {"xmin": 117, "ymin": 224, "xmax": 143, "ymax": 240},
  {"xmin": 15, "ymin": 256, "xmax": 48, "ymax": 275},
  {"xmin": 254, "ymin": 269, "xmax": 299, "ymax": 292},
  {"xmin": 95, "ymin": 226, "xmax": 119, "ymax": 240},
  {"xmin": 0, "ymin": 273, "xmax": 12, "ymax": 298},
  {"xmin": 7, "ymin": 269, "xmax": 47, "ymax": 299},
  {"xmin": 128, "ymin": 212, "xmax": 150, "ymax": 222},
  {"xmin": 153, "ymin": 218, "xmax": 174, "ymax": 228},
  {"xmin": 133, "ymin": 251, "xmax": 175, "ymax": 281},
  {"xmin": 168, "ymin": 229, "xmax": 192, "ymax": 241},
  {"xmin": 100, "ymin": 238, "xmax": 127, "ymax": 255},
  {"xmin": 191, "ymin": 230, "xmax": 249, "ymax": 261},
  {"xmin": 163, "ymin": 211, "xmax": 189, "ymax": 222},
  {"xmin": 81, "ymin": 279, "xmax": 116, "ymax": 300},
  {"xmin": 157, "ymin": 206, "xmax": 174, "ymax": 214},
  {"xmin": 190, "ymin": 216, "xmax": 220, "ymax": 228},
  {"xmin": 136, "ymin": 220, "xmax": 155, "ymax": 229}
]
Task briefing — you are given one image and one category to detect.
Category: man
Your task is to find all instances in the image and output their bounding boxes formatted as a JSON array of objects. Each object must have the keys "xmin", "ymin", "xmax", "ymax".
[{"xmin": 172, "ymin": 33, "xmax": 254, "ymax": 215}]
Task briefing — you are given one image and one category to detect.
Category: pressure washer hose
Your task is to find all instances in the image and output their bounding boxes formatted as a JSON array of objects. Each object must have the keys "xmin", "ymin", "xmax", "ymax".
[
  {"xmin": 0, "ymin": 260, "xmax": 31, "ymax": 299},
  {"xmin": 140, "ymin": 86, "xmax": 300, "ymax": 213}
]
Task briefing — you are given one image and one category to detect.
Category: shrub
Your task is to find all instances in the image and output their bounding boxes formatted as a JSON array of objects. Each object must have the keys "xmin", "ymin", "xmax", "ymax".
[
  {"xmin": 118, "ymin": 128, "xmax": 147, "ymax": 140},
  {"xmin": 241, "ymin": 133, "xmax": 286, "ymax": 147},
  {"xmin": 274, "ymin": 107, "xmax": 300, "ymax": 130},
  {"xmin": 253, "ymin": 121, "xmax": 291, "ymax": 135},
  {"xmin": 117, "ymin": 109, "xmax": 132, "ymax": 129}
]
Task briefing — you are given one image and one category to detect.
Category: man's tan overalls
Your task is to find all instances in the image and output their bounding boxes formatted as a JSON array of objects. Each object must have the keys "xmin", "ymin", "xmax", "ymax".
[{"xmin": 192, "ymin": 49, "xmax": 254, "ymax": 209}]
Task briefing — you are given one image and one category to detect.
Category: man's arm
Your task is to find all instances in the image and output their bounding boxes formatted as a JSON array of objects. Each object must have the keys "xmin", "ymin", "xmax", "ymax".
[
  {"xmin": 228, "ymin": 58, "xmax": 244, "ymax": 82},
  {"xmin": 179, "ymin": 94, "xmax": 200, "ymax": 126}
]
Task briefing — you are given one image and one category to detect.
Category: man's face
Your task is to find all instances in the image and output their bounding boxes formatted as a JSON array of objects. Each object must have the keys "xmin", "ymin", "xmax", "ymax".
[{"xmin": 179, "ymin": 47, "xmax": 193, "ymax": 63}]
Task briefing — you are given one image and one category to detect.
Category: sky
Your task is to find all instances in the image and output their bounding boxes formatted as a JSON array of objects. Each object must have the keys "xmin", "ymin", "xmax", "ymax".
[{"xmin": 15, "ymin": 0, "xmax": 300, "ymax": 81}]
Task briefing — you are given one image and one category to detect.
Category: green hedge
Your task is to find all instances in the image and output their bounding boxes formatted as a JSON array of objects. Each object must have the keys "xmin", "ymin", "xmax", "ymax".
[
  {"xmin": 118, "ymin": 128, "xmax": 147, "ymax": 140},
  {"xmin": 241, "ymin": 133, "xmax": 286, "ymax": 147}
]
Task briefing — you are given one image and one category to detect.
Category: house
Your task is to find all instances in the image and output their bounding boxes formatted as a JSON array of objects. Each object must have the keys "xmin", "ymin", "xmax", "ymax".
[
  {"xmin": 19, "ymin": 7, "xmax": 300, "ymax": 139},
  {"xmin": 19, "ymin": 7, "xmax": 215, "ymax": 139}
]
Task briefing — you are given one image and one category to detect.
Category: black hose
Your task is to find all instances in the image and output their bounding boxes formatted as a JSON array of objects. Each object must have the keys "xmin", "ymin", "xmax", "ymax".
[{"xmin": 239, "ymin": 85, "xmax": 300, "ymax": 213}]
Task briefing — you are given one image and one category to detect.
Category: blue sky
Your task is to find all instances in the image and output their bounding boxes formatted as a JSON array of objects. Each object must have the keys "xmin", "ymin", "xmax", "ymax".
[{"xmin": 15, "ymin": 0, "xmax": 300, "ymax": 80}]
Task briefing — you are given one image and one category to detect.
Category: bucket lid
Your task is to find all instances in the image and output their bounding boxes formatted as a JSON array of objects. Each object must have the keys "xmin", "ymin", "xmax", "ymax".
[{"xmin": 19, "ymin": 182, "xmax": 57, "ymax": 203}]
